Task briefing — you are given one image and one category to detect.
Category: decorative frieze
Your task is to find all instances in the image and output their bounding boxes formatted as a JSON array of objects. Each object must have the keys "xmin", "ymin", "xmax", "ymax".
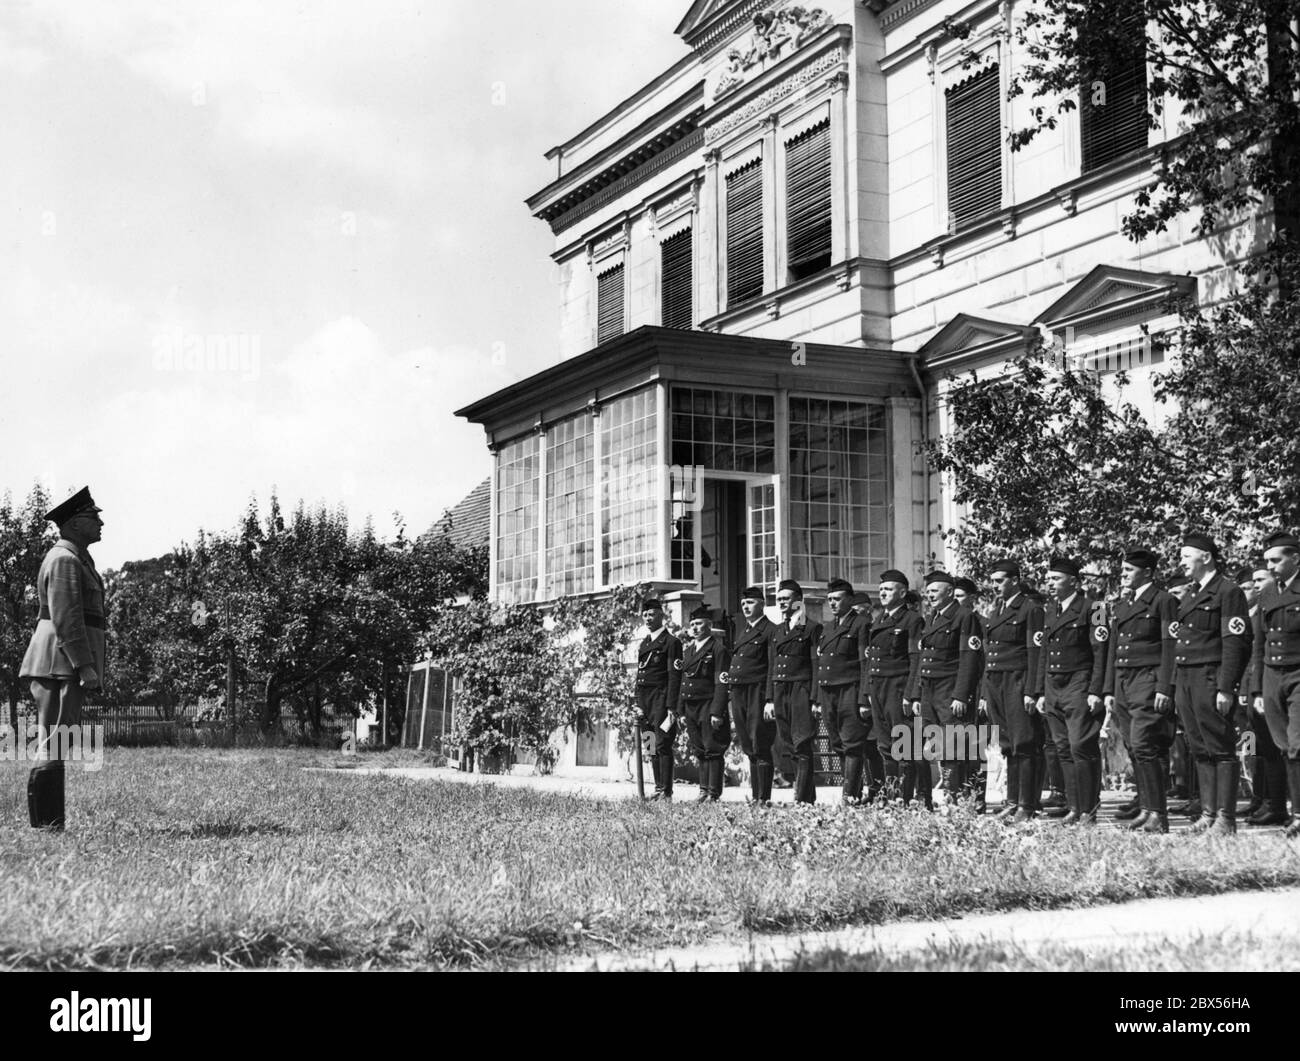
[
  {"xmin": 704, "ymin": 45, "xmax": 846, "ymax": 144},
  {"xmin": 713, "ymin": 4, "xmax": 834, "ymax": 99}
]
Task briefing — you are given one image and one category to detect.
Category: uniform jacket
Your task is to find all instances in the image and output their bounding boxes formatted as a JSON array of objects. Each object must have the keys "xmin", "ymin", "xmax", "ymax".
[
  {"xmin": 768, "ymin": 614, "xmax": 821, "ymax": 700},
  {"xmin": 1173, "ymin": 571, "xmax": 1251, "ymax": 694},
  {"xmin": 1251, "ymin": 573, "xmax": 1300, "ymax": 695},
  {"xmin": 635, "ymin": 627, "xmax": 682, "ymax": 704},
  {"xmin": 1104, "ymin": 583, "xmax": 1177, "ymax": 698},
  {"xmin": 905, "ymin": 601, "xmax": 983, "ymax": 705},
  {"xmin": 20, "ymin": 539, "xmax": 107, "ymax": 680},
  {"xmin": 861, "ymin": 605, "xmax": 922, "ymax": 706},
  {"xmin": 816, "ymin": 611, "xmax": 867, "ymax": 687},
  {"xmin": 726, "ymin": 614, "xmax": 774, "ymax": 689},
  {"xmin": 982, "ymin": 593, "xmax": 1043, "ymax": 676},
  {"xmin": 1030, "ymin": 593, "xmax": 1107, "ymax": 699},
  {"xmin": 678, "ymin": 634, "xmax": 731, "ymax": 714}
]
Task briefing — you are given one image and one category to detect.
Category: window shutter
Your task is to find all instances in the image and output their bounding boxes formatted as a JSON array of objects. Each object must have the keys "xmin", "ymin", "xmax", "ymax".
[
  {"xmin": 660, "ymin": 228, "xmax": 693, "ymax": 330},
  {"xmin": 1080, "ymin": 29, "xmax": 1147, "ymax": 172},
  {"xmin": 945, "ymin": 64, "xmax": 1001, "ymax": 228},
  {"xmin": 785, "ymin": 121, "xmax": 832, "ymax": 280},
  {"xmin": 596, "ymin": 263, "xmax": 624, "ymax": 344},
  {"xmin": 726, "ymin": 160, "xmax": 764, "ymax": 306}
]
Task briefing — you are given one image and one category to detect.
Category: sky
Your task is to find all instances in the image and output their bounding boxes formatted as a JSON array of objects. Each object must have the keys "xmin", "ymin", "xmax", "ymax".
[{"xmin": 0, "ymin": 0, "xmax": 690, "ymax": 568}]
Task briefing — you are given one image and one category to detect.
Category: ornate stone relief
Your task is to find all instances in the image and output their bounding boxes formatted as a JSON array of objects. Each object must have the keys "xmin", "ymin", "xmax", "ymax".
[
  {"xmin": 713, "ymin": 4, "xmax": 833, "ymax": 99},
  {"xmin": 704, "ymin": 46, "xmax": 845, "ymax": 144}
]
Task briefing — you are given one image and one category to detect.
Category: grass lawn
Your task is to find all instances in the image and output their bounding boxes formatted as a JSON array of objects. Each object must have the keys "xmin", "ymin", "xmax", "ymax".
[{"xmin": 2, "ymin": 748, "xmax": 1298, "ymax": 970}]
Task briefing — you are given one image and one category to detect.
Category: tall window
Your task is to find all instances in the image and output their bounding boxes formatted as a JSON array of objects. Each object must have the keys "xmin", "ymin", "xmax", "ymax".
[
  {"xmin": 600, "ymin": 388, "xmax": 658, "ymax": 586},
  {"xmin": 660, "ymin": 228, "xmax": 693, "ymax": 330},
  {"xmin": 788, "ymin": 397, "xmax": 890, "ymax": 584},
  {"xmin": 545, "ymin": 413, "xmax": 594, "ymax": 597},
  {"xmin": 945, "ymin": 64, "xmax": 1001, "ymax": 228},
  {"xmin": 596, "ymin": 263, "xmax": 625, "ymax": 344},
  {"xmin": 725, "ymin": 159, "xmax": 764, "ymax": 306},
  {"xmin": 1080, "ymin": 18, "xmax": 1148, "ymax": 172},
  {"xmin": 785, "ymin": 121, "xmax": 832, "ymax": 281},
  {"xmin": 670, "ymin": 386, "xmax": 776, "ymax": 474},
  {"xmin": 495, "ymin": 435, "xmax": 540, "ymax": 604}
]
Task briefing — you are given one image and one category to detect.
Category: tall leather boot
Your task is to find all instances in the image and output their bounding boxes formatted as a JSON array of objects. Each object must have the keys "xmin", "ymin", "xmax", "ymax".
[
  {"xmin": 881, "ymin": 757, "xmax": 900, "ymax": 803},
  {"xmin": 794, "ymin": 755, "xmax": 816, "ymax": 804},
  {"xmin": 1242, "ymin": 751, "xmax": 1264, "ymax": 820},
  {"xmin": 758, "ymin": 762, "xmax": 773, "ymax": 804},
  {"xmin": 1059, "ymin": 759, "xmax": 1080, "ymax": 823},
  {"xmin": 970, "ymin": 765, "xmax": 988, "ymax": 814},
  {"xmin": 748, "ymin": 756, "xmax": 760, "ymax": 803},
  {"xmin": 650, "ymin": 752, "xmax": 664, "ymax": 799},
  {"xmin": 1188, "ymin": 761, "xmax": 1219, "ymax": 833},
  {"xmin": 864, "ymin": 745, "xmax": 884, "ymax": 803},
  {"xmin": 1140, "ymin": 761, "xmax": 1169, "ymax": 832},
  {"xmin": 1126, "ymin": 761, "xmax": 1152, "ymax": 830},
  {"xmin": 660, "ymin": 752, "xmax": 674, "ymax": 800},
  {"xmin": 694, "ymin": 759, "xmax": 710, "ymax": 803},
  {"xmin": 28, "ymin": 761, "xmax": 66, "ymax": 831},
  {"xmin": 912, "ymin": 758, "xmax": 934, "ymax": 810},
  {"xmin": 1115, "ymin": 762, "xmax": 1143, "ymax": 821},
  {"xmin": 1249, "ymin": 751, "xmax": 1289, "ymax": 825},
  {"xmin": 1287, "ymin": 760, "xmax": 1300, "ymax": 839},
  {"xmin": 709, "ymin": 758, "xmax": 724, "ymax": 801},
  {"xmin": 842, "ymin": 754, "xmax": 864, "ymax": 804},
  {"xmin": 901, "ymin": 760, "xmax": 916, "ymax": 806},
  {"xmin": 1211, "ymin": 760, "xmax": 1239, "ymax": 835},
  {"xmin": 1076, "ymin": 758, "xmax": 1099, "ymax": 824}
]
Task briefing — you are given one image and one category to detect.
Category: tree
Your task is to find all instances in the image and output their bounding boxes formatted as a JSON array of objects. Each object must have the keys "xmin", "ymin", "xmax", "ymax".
[
  {"xmin": 0, "ymin": 484, "xmax": 54, "ymax": 731},
  {"xmin": 932, "ymin": 1, "xmax": 1300, "ymax": 574}
]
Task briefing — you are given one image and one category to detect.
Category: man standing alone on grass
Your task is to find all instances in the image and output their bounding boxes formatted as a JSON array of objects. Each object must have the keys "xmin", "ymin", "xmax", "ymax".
[
  {"xmin": 771, "ymin": 580, "xmax": 821, "ymax": 804},
  {"xmin": 980, "ymin": 560, "xmax": 1043, "ymax": 824},
  {"xmin": 634, "ymin": 598, "xmax": 682, "ymax": 801},
  {"xmin": 1252, "ymin": 531, "xmax": 1300, "ymax": 840},
  {"xmin": 1173, "ymin": 534, "xmax": 1251, "ymax": 836},
  {"xmin": 1103, "ymin": 549, "xmax": 1177, "ymax": 833},
  {"xmin": 725, "ymin": 586, "xmax": 776, "ymax": 804},
  {"xmin": 679, "ymin": 605, "xmax": 731, "ymax": 802},
  {"xmin": 21, "ymin": 487, "xmax": 106, "ymax": 830}
]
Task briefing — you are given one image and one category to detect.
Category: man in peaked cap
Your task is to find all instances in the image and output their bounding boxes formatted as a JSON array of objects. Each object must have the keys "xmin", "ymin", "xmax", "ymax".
[
  {"xmin": 20, "ymin": 487, "xmax": 106, "ymax": 830},
  {"xmin": 725, "ymin": 585, "xmax": 777, "ymax": 804},
  {"xmin": 1031, "ymin": 556, "xmax": 1109, "ymax": 825},
  {"xmin": 906, "ymin": 570, "xmax": 984, "ymax": 809},
  {"xmin": 982, "ymin": 559, "xmax": 1045, "ymax": 824},
  {"xmin": 679, "ymin": 604, "xmax": 731, "ymax": 801},
  {"xmin": 1252, "ymin": 531, "xmax": 1300, "ymax": 839},
  {"xmin": 1174, "ymin": 533, "xmax": 1251, "ymax": 835},
  {"xmin": 633, "ymin": 597, "xmax": 682, "ymax": 801},
  {"xmin": 771, "ymin": 580, "xmax": 822, "ymax": 803},
  {"xmin": 1103, "ymin": 548, "xmax": 1178, "ymax": 833},
  {"xmin": 817, "ymin": 578, "xmax": 872, "ymax": 804},
  {"xmin": 862, "ymin": 569, "xmax": 922, "ymax": 805}
]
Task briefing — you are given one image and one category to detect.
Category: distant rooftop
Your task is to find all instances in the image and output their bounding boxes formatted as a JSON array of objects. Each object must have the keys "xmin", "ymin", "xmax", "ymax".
[{"xmin": 429, "ymin": 478, "xmax": 490, "ymax": 549}]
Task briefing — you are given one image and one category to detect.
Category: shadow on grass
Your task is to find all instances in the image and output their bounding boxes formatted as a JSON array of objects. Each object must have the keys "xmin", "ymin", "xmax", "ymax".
[{"xmin": 164, "ymin": 821, "xmax": 296, "ymax": 840}]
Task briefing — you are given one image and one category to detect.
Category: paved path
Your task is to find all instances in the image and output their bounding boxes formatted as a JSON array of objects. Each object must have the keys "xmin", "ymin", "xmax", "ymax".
[{"xmin": 550, "ymin": 887, "xmax": 1300, "ymax": 971}]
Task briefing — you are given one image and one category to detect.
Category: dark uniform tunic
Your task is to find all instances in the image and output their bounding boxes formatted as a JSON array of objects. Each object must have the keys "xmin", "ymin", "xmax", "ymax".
[
  {"xmin": 862, "ymin": 605, "xmax": 922, "ymax": 765},
  {"xmin": 816, "ymin": 611, "xmax": 870, "ymax": 759},
  {"xmin": 678, "ymin": 634, "xmax": 732, "ymax": 763},
  {"xmin": 635, "ymin": 627, "xmax": 681, "ymax": 759},
  {"xmin": 1172, "ymin": 572, "xmax": 1250, "ymax": 762},
  {"xmin": 726, "ymin": 615, "xmax": 776, "ymax": 764},
  {"xmin": 770, "ymin": 615, "xmax": 821, "ymax": 758},
  {"xmin": 905, "ymin": 600, "xmax": 984, "ymax": 770},
  {"xmin": 982, "ymin": 592, "xmax": 1043, "ymax": 761},
  {"xmin": 1251, "ymin": 573, "xmax": 1300, "ymax": 761},
  {"xmin": 1031, "ymin": 593, "xmax": 1108, "ymax": 813},
  {"xmin": 1104, "ymin": 582, "xmax": 1176, "ymax": 770}
]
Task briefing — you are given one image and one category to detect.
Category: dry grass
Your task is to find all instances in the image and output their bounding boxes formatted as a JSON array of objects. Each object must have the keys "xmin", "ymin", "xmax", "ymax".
[{"xmin": 2, "ymin": 748, "xmax": 1297, "ymax": 970}]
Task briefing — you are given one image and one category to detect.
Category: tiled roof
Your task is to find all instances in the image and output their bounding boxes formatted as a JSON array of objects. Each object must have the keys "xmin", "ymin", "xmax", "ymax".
[{"xmin": 430, "ymin": 478, "xmax": 490, "ymax": 549}]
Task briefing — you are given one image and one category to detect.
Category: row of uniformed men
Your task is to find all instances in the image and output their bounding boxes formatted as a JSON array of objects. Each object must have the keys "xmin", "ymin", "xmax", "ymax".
[{"xmin": 633, "ymin": 530, "xmax": 1300, "ymax": 839}]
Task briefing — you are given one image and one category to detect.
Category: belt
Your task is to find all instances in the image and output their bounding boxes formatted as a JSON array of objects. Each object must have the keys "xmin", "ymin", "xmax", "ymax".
[{"xmin": 38, "ymin": 605, "xmax": 105, "ymax": 629}]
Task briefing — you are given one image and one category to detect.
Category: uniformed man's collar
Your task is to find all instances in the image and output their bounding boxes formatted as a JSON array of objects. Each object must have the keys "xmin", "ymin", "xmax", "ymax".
[
  {"xmin": 55, "ymin": 538, "xmax": 92, "ymax": 565},
  {"xmin": 1003, "ymin": 592, "xmax": 1021, "ymax": 609},
  {"xmin": 747, "ymin": 617, "xmax": 762, "ymax": 628},
  {"xmin": 1284, "ymin": 572, "xmax": 1299, "ymax": 592},
  {"xmin": 884, "ymin": 604, "xmax": 903, "ymax": 618},
  {"xmin": 646, "ymin": 625, "xmax": 666, "ymax": 641},
  {"xmin": 1199, "ymin": 570, "xmax": 1218, "ymax": 593},
  {"xmin": 1132, "ymin": 581, "xmax": 1153, "ymax": 601},
  {"xmin": 937, "ymin": 600, "xmax": 956, "ymax": 616},
  {"xmin": 693, "ymin": 636, "xmax": 711, "ymax": 648},
  {"xmin": 1059, "ymin": 592, "xmax": 1078, "ymax": 613},
  {"xmin": 786, "ymin": 611, "xmax": 805, "ymax": 628}
]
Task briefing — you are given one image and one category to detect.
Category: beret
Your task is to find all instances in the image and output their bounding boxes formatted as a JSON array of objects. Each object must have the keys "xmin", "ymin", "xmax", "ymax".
[
  {"xmin": 1123, "ymin": 549, "xmax": 1159, "ymax": 570},
  {"xmin": 740, "ymin": 585, "xmax": 766, "ymax": 602},
  {"xmin": 638, "ymin": 597, "xmax": 663, "ymax": 611},
  {"xmin": 989, "ymin": 559, "xmax": 1021, "ymax": 577},
  {"xmin": 878, "ymin": 569, "xmax": 909, "ymax": 588},
  {"xmin": 777, "ymin": 579, "xmax": 803, "ymax": 598},
  {"xmin": 1263, "ymin": 531, "xmax": 1300, "ymax": 551},
  {"xmin": 827, "ymin": 578, "xmax": 854, "ymax": 595},
  {"xmin": 1048, "ymin": 557, "xmax": 1080, "ymax": 577},
  {"xmin": 923, "ymin": 570, "xmax": 954, "ymax": 586},
  {"xmin": 1182, "ymin": 533, "xmax": 1218, "ymax": 556},
  {"xmin": 954, "ymin": 577, "xmax": 978, "ymax": 595},
  {"xmin": 689, "ymin": 604, "xmax": 713, "ymax": 621}
]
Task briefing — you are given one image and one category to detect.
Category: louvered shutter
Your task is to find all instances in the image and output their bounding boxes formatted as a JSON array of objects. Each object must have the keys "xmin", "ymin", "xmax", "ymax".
[
  {"xmin": 1080, "ymin": 30, "xmax": 1148, "ymax": 172},
  {"xmin": 726, "ymin": 160, "xmax": 764, "ymax": 306},
  {"xmin": 945, "ymin": 64, "xmax": 1001, "ymax": 228},
  {"xmin": 660, "ymin": 228, "xmax": 693, "ymax": 330},
  {"xmin": 786, "ymin": 121, "xmax": 832, "ymax": 280},
  {"xmin": 596, "ymin": 263, "xmax": 624, "ymax": 344}
]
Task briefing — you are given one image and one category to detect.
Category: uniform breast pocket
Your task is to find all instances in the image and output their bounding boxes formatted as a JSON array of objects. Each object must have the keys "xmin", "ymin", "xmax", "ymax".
[
  {"xmin": 1284, "ymin": 605, "xmax": 1300, "ymax": 632},
  {"xmin": 837, "ymin": 641, "xmax": 857, "ymax": 658},
  {"xmin": 999, "ymin": 622, "xmax": 1023, "ymax": 644},
  {"xmin": 1189, "ymin": 606, "xmax": 1218, "ymax": 632}
]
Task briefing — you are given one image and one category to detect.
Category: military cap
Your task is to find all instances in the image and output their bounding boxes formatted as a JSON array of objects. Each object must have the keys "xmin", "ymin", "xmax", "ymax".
[
  {"xmin": 739, "ymin": 585, "xmax": 765, "ymax": 602},
  {"xmin": 953, "ymin": 577, "xmax": 977, "ymax": 596},
  {"xmin": 638, "ymin": 597, "xmax": 663, "ymax": 612},
  {"xmin": 904, "ymin": 590, "xmax": 922, "ymax": 607},
  {"xmin": 44, "ymin": 486, "xmax": 99, "ymax": 526},
  {"xmin": 1233, "ymin": 564, "xmax": 1259, "ymax": 584},
  {"xmin": 776, "ymin": 579, "xmax": 803, "ymax": 598},
  {"xmin": 1048, "ymin": 557, "xmax": 1080, "ymax": 577},
  {"xmin": 1123, "ymin": 549, "xmax": 1159, "ymax": 570},
  {"xmin": 878, "ymin": 569, "xmax": 909, "ymax": 587},
  {"xmin": 1166, "ymin": 574, "xmax": 1191, "ymax": 589},
  {"xmin": 923, "ymin": 570, "xmax": 954, "ymax": 586},
  {"xmin": 689, "ymin": 604, "xmax": 713, "ymax": 621},
  {"xmin": 851, "ymin": 591, "xmax": 873, "ymax": 607},
  {"xmin": 826, "ymin": 578, "xmax": 854, "ymax": 595},
  {"xmin": 1181, "ymin": 533, "xmax": 1218, "ymax": 556},
  {"xmin": 1263, "ymin": 531, "xmax": 1300, "ymax": 552},
  {"xmin": 989, "ymin": 559, "xmax": 1021, "ymax": 577}
]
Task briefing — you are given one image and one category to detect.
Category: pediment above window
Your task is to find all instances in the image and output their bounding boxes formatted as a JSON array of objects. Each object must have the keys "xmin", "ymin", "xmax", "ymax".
[
  {"xmin": 1032, "ymin": 265, "xmax": 1196, "ymax": 331},
  {"xmin": 919, "ymin": 313, "xmax": 1032, "ymax": 360}
]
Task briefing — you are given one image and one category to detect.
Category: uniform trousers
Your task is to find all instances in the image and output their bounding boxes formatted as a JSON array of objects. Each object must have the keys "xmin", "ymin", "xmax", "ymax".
[
  {"xmin": 636, "ymin": 685, "xmax": 678, "ymax": 796},
  {"xmin": 30, "ymin": 677, "xmax": 85, "ymax": 759},
  {"xmin": 868, "ymin": 673, "xmax": 909, "ymax": 786},
  {"xmin": 1261, "ymin": 664, "xmax": 1300, "ymax": 816},
  {"xmin": 1043, "ymin": 670, "xmax": 1103, "ymax": 813},
  {"xmin": 730, "ymin": 682, "xmax": 774, "ymax": 765},
  {"xmin": 1115, "ymin": 668, "xmax": 1176, "ymax": 814},
  {"xmin": 1174, "ymin": 664, "xmax": 1236, "ymax": 762},
  {"xmin": 917, "ymin": 675, "xmax": 978, "ymax": 798},
  {"xmin": 984, "ymin": 669, "xmax": 1040, "ymax": 809},
  {"xmin": 774, "ymin": 680, "xmax": 817, "ymax": 803}
]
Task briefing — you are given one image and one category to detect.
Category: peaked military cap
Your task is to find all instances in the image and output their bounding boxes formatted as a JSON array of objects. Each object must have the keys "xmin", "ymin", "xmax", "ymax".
[
  {"xmin": 44, "ymin": 486, "xmax": 99, "ymax": 526},
  {"xmin": 1263, "ymin": 530, "xmax": 1300, "ymax": 551}
]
